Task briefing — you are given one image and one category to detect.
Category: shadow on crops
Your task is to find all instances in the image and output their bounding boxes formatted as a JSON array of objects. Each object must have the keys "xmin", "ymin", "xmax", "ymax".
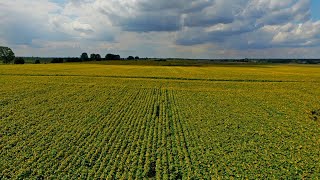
[{"xmin": 310, "ymin": 109, "xmax": 320, "ymax": 121}]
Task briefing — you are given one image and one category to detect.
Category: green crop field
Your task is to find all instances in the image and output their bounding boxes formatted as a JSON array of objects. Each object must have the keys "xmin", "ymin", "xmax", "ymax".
[{"xmin": 0, "ymin": 64, "xmax": 320, "ymax": 179}]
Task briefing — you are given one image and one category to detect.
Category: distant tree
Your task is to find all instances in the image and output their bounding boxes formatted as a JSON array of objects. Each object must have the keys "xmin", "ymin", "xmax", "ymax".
[
  {"xmin": 105, "ymin": 54, "xmax": 121, "ymax": 60},
  {"xmin": 14, "ymin": 57, "xmax": 25, "ymax": 64},
  {"xmin": 105, "ymin": 54, "xmax": 113, "ymax": 60},
  {"xmin": 64, "ymin": 57, "xmax": 81, "ymax": 62},
  {"xmin": 0, "ymin": 46, "xmax": 15, "ymax": 64},
  {"xmin": 127, "ymin": 56, "xmax": 134, "ymax": 60},
  {"xmin": 80, "ymin": 52, "xmax": 89, "ymax": 61},
  {"xmin": 306, "ymin": 59, "xmax": 318, "ymax": 64},
  {"xmin": 90, "ymin": 54, "xmax": 96, "ymax": 61},
  {"xmin": 34, "ymin": 59, "xmax": 41, "ymax": 64},
  {"xmin": 90, "ymin": 54, "xmax": 102, "ymax": 61},
  {"xmin": 135, "ymin": 56, "xmax": 140, "ymax": 60},
  {"xmin": 96, "ymin": 54, "xmax": 102, "ymax": 61},
  {"xmin": 51, "ymin": 58, "xmax": 64, "ymax": 63},
  {"xmin": 114, "ymin": 55, "xmax": 121, "ymax": 60}
]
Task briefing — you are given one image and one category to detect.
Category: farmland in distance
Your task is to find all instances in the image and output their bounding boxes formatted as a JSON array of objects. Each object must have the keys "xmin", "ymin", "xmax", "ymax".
[{"xmin": 0, "ymin": 64, "xmax": 320, "ymax": 179}]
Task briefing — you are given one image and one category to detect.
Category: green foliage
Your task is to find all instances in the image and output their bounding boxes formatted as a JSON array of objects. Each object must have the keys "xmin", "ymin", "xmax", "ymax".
[
  {"xmin": 34, "ymin": 59, "xmax": 41, "ymax": 64},
  {"xmin": 80, "ymin": 52, "xmax": 89, "ymax": 61},
  {"xmin": 14, "ymin": 57, "xmax": 25, "ymax": 64},
  {"xmin": 95, "ymin": 54, "xmax": 102, "ymax": 61},
  {"xmin": 51, "ymin": 58, "xmax": 64, "ymax": 63},
  {"xmin": 90, "ymin": 54, "xmax": 101, "ymax": 61},
  {"xmin": 0, "ymin": 46, "xmax": 15, "ymax": 64},
  {"xmin": 105, "ymin": 53, "xmax": 121, "ymax": 60},
  {"xmin": 64, "ymin": 57, "xmax": 81, "ymax": 62}
]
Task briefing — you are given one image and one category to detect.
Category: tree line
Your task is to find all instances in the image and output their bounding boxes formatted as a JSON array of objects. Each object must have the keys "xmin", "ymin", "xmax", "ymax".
[
  {"xmin": 3, "ymin": 46, "xmax": 319, "ymax": 65},
  {"xmin": 0, "ymin": 46, "xmax": 140, "ymax": 64},
  {"xmin": 51, "ymin": 53, "xmax": 140, "ymax": 63}
]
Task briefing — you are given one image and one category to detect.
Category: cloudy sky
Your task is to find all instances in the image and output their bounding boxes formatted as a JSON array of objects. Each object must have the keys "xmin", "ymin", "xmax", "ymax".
[{"xmin": 1, "ymin": 0, "xmax": 320, "ymax": 58}]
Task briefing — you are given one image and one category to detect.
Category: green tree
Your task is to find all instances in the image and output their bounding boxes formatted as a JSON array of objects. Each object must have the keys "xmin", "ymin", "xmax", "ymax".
[
  {"xmin": 90, "ymin": 54, "xmax": 102, "ymax": 61},
  {"xmin": 114, "ymin": 54, "xmax": 121, "ymax": 60},
  {"xmin": 105, "ymin": 54, "xmax": 121, "ymax": 60},
  {"xmin": 80, "ymin": 52, "xmax": 89, "ymax": 61},
  {"xmin": 34, "ymin": 59, "xmax": 41, "ymax": 64},
  {"xmin": 90, "ymin": 54, "xmax": 96, "ymax": 61},
  {"xmin": 0, "ymin": 46, "xmax": 15, "ymax": 64},
  {"xmin": 96, "ymin": 54, "xmax": 101, "ymax": 61},
  {"xmin": 14, "ymin": 57, "xmax": 25, "ymax": 64},
  {"xmin": 51, "ymin": 58, "xmax": 64, "ymax": 63},
  {"xmin": 105, "ymin": 54, "xmax": 113, "ymax": 60}
]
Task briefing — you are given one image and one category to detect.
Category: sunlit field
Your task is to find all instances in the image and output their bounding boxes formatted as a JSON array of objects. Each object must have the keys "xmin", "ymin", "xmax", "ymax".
[{"xmin": 1, "ymin": 64, "xmax": 320, "ymax": 179}]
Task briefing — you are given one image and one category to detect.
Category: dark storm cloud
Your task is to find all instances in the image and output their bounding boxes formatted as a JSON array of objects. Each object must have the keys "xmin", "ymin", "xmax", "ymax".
[
  {"xmin": 136, "ymin": 0, "xmax": 213, "ymax": 12},
  {"xmin": 98, "ymin": 0, "xmax": 316, "ymax": 49},
  {"xmin": 97, "ymin": 0, "xmax": 319, "ymax": 50},
  {"xmin": 99, "ymin": 0, "xmax": 226, "ymax": 32},
  {"xmin": 173, "ymin": 0, "xmax": 320, "ymax": 49},
  {"xmin": 120, "ymin": 14, "xmax": 181, "ymax": 32},
  {"xmin": 183, "ymin": 11, "xmax": 234, "ymax": 27}
]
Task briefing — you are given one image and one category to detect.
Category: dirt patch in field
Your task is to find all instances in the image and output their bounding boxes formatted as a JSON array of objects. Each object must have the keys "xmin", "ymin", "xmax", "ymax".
[
  {"xmin": 310, "ymin": 109, "xmax": 320, "ymax": 121},
  {"xmin": 147, "ymin": 161, "xmax": 156, "ymax": 178}
]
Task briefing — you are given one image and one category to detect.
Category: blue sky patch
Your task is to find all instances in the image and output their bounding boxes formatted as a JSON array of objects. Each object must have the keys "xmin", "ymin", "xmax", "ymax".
[{"xmin": 311, "ymin": 0, "xmax": 320, "ymax": 20}]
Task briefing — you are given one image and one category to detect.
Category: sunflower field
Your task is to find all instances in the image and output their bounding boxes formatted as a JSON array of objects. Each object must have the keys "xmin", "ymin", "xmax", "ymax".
[{"xmin": 0, "ymin": 64, "xmax": 320, "ymax": 179}]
